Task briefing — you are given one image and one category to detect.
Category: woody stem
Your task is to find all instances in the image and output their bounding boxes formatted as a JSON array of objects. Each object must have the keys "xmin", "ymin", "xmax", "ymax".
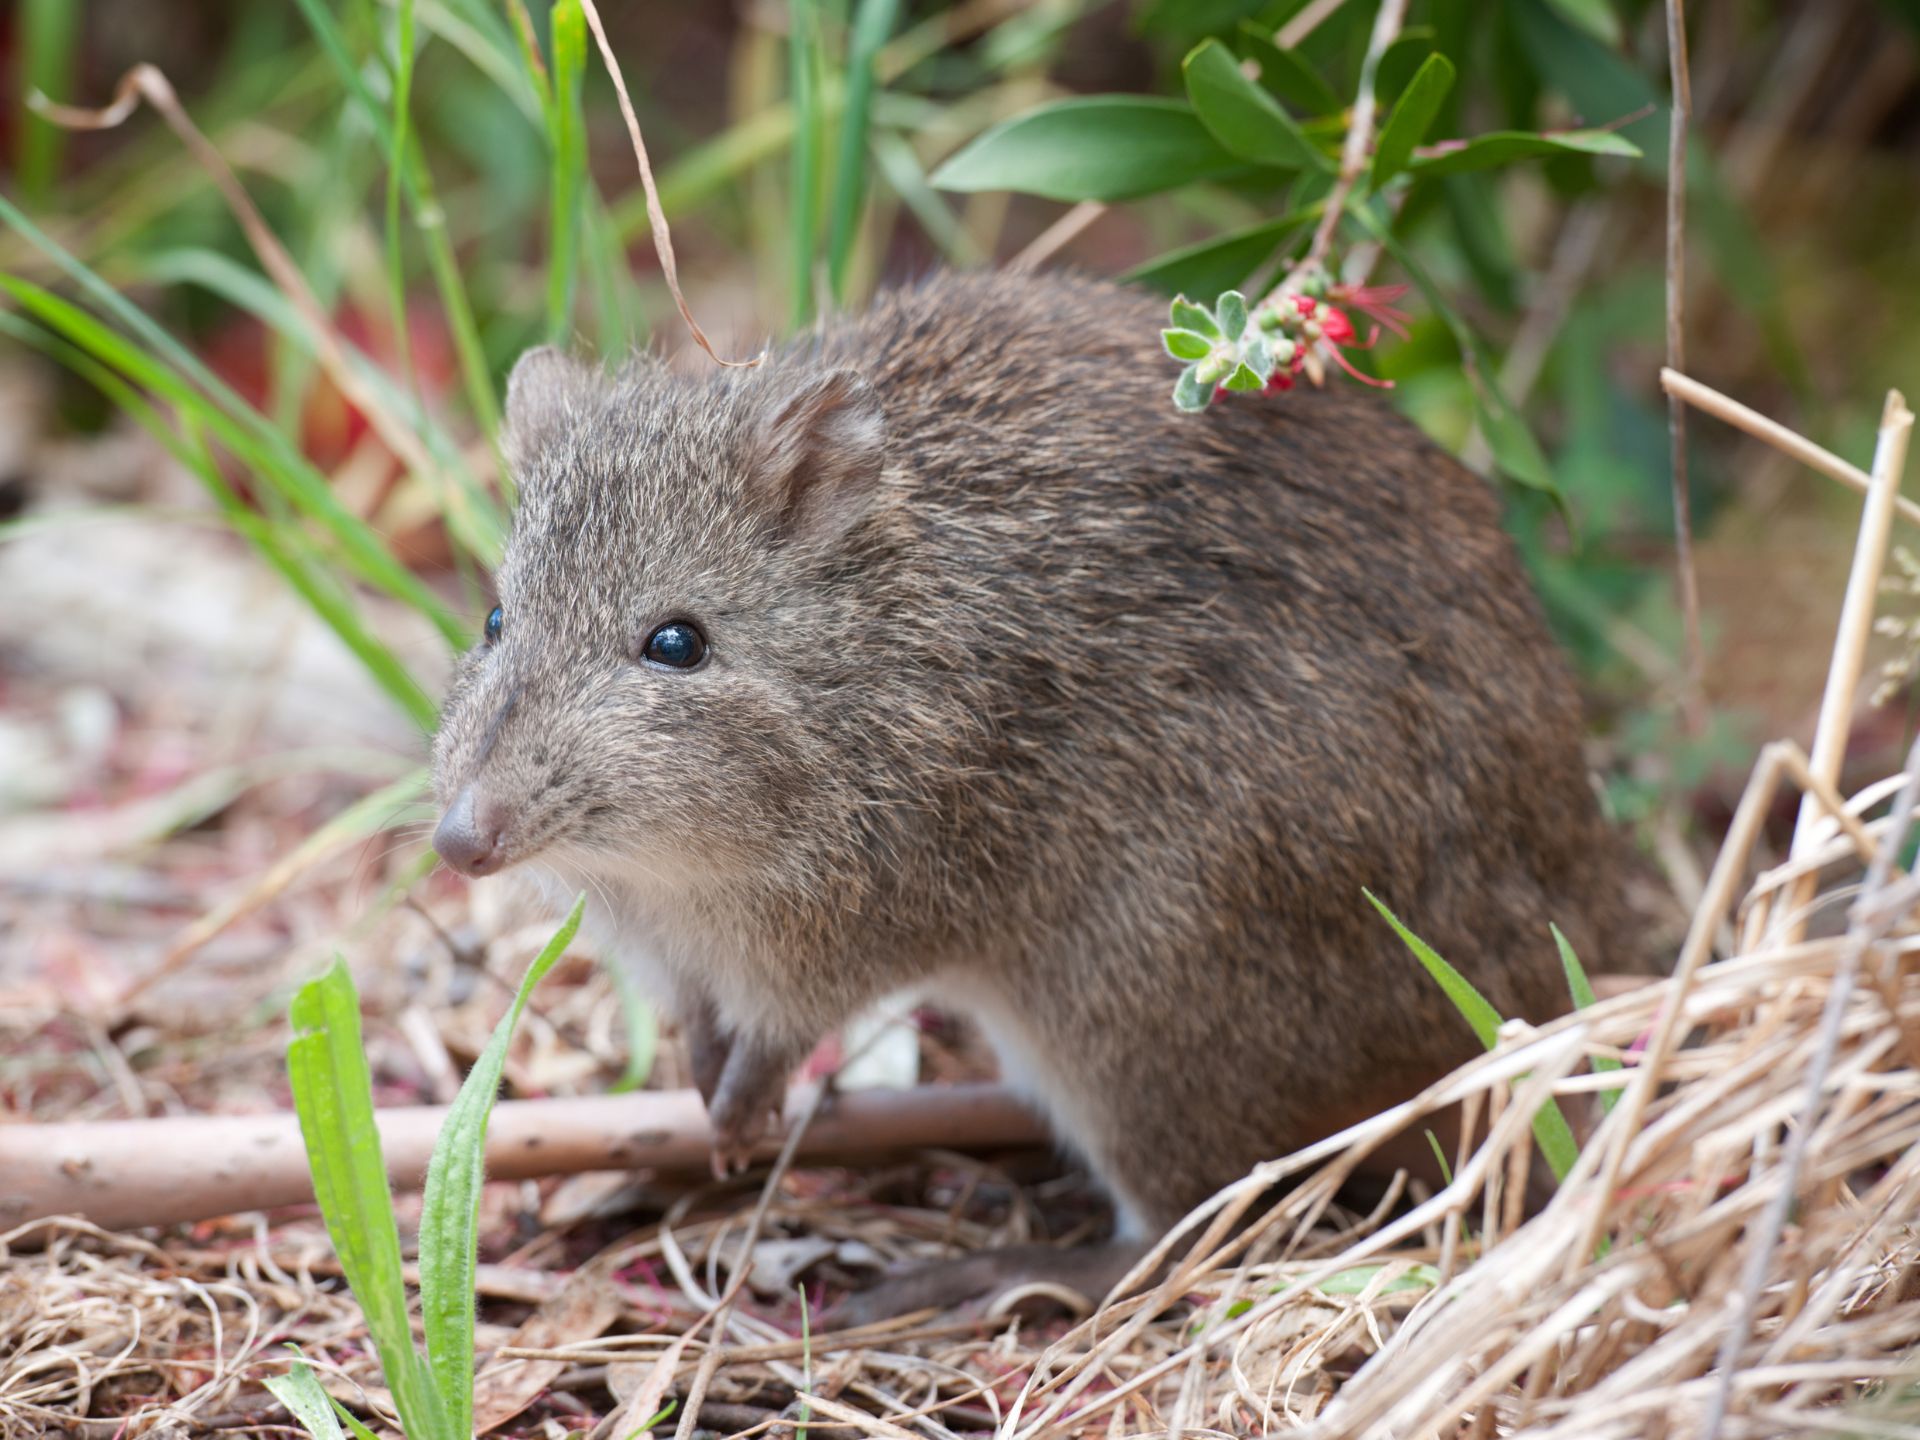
[{"xmin": 1300, "ymin": 0, "xmax": 1410, "ymax": 275}]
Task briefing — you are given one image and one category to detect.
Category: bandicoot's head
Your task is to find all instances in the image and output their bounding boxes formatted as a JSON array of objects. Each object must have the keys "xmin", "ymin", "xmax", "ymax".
[{"xmin": 430, "ymin": 346, "xmax": 901, "ymax": 894}]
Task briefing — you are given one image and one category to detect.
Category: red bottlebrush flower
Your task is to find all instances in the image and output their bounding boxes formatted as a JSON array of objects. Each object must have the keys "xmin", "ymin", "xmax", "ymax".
[
  {"xmin": 1323, "ymin": 341, "xmax": 1394, "ymax": 388},
  {"xmin": 1328, "ymin": 281, "xmax": 1413, "ymax": 340},
  {"xmin": 1317, "ymin": 304, "xmax": 1356, "ymax": 346}
]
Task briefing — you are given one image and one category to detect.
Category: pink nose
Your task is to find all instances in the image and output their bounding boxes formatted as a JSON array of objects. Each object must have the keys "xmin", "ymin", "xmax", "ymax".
[{"xmin": 434, "ymin": 787, "xmax": 506, "ymax": 877}]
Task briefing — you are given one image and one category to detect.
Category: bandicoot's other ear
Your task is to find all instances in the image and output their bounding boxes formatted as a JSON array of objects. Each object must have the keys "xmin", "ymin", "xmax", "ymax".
[
  {"xmin": 749, "ymin": 368, "xmax": 888, "ymax": 544},
  {"xmin": 502, "ymin": 346, "xmax": 591, "ymax": 468}
]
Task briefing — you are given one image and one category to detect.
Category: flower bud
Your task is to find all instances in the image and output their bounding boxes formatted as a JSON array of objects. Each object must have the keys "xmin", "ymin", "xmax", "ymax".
[{"xmin": 1196, "ymin": 351, "xmax": 1235, "ymax": 386}]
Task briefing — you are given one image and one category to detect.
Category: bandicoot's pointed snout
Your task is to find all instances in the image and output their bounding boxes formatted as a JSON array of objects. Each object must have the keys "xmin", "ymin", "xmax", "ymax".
[{"xmin": 434, "ymin": 786, "xmax": 506, "ymax": 877}]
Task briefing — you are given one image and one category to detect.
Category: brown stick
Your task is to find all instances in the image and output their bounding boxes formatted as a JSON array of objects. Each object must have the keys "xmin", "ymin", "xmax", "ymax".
[
  {"xmin": 1780, "ymin": 390, "xmax": 1915, "ymax": 940},
  {"xmin": 0, "ymin": 1084, "xmax": 1047, "ymax": 1235}
]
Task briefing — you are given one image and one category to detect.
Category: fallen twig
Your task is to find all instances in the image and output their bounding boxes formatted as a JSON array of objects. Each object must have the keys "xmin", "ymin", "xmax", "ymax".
[{"xmin": 0, "ymin": 1083, "xmax": 1046, "ymax": 1233}]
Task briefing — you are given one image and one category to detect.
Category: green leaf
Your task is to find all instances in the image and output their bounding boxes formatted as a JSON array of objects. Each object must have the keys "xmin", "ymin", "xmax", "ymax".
[
  {"xmin": 418, "ymin": 895, "xmax": 584, "ymax": 1437},
  {"xmin": 1376, "ymin": 30, "xmax": 1440, "ymax": 105},
  {"xmin": 1170, "ymin": 296, "xmax": 1223, "ymax": 340},
  {"xmin": 1424, "ymin": 1128, "xmax": 1454, "ymax": 1185},
  {"xmin": 1124, "ymin": 211, "xmax": 1315, "ymax": 297},
  {"xmin": 1370, "ymin": 53, "xmax": 1455, "ymax": 191},
  {"xmin": 1181, "ymin": 39, "xmax": 1328, "ymax": 173},
  {"xmin": 1222, "ymin": 362, "xmax": 1263, "ymax": 393},
  {"xmin": 1213, "ymin": 289, "xmax": 1248, "ymax": 338},
  {"xmin": 1233, "ymin": 23, "xmax": 1341, "ymax": 117},
  {"xmin": 1242, "ymin": 333, "xmax": 1274, "ymax": 382},
  {"xmin": 1163, "ymin": 328, "xmax": 1214, "ymax": 361},
  {"xmin": 1544, "ymin": 0, "xmax": 1621, "ymax": 47},
  {"xmin": 1473, "ymin": 389, "xmax": 1557, "ymax": 495},
  {"xmin": 287, "ymin": 962, "xmax": 451, "ymax": 1439},
  {"xmin": 1172, "ymin": 364, "xmax": 1213, "ymax": 413},
  {"xmin": 1139, "ymin": 0, "xmax": 1268, "ymax": 39},
  {"xmin": 1408, "ymin": 128, "xmax": 1639, "ymax": 178},
  {"xmin": 263, "ymin": 1361, "xmax": 349, "ymax": 1440},
  {"xmin": 1364, "ymin": 890, "xmax": 1582, "ymax": 1182},
  {"xmin": 932, "ymin": 96, "xmax": 1243, "ymax": 202},
  {"xmin": 1553, "ymin": 923, "xmax": 1623, "ymax": 1113},
  {"xmin": 1316, "ymin": 1262, "xmax": 1442, "ymax": 1297}
]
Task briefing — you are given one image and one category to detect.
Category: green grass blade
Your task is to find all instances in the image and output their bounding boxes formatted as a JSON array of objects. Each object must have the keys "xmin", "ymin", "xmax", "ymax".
[
  {"xmin": 287, "ymin": 961, "xmax": 451, "ymax": 1439},
  {"xmin": 789, "ymin": 0, "xmax": 826, "ymax": 328},
  {"xmin": 1553, "ymin": 923, "xmax": 1623, "ymax": 1113},
  {"xmin": 384, "ymin": 0, "xmax": 421, "ymax": 396},
  {"xmin": 605, "ymin": 959, "xmax": 660, "ymax": 1094},
  {"xmin": 870, "ymin": 132, "xmax": 980, "ymax": 267},
  {"xmin": 1365, "ymin": 889, "xmax": 1502, "ymax": 1047},
  {"xmin": 290, "ymin": 0, "xmax": 503, "ymax": 448},
  {"xmin": 418, "ymin": 894, "xmax": 585, "ymax": 1435},
  {"xmin": 0, "ymin": 196, "xmax": 479, "ymax": 619},
  {"xmin": 825, "ymin": 0, "xmax": 901, "ymax": 304},
  {"xmin": 263, "ymin": 1360, "xmax": 350, "ymax": 1440},
  {"xmin": 325, "ymin": 1401, "xmax": 383, "ymax": 1440},
  {"xmin": 417, "ymin": 0, "xmax": 544, "ymax": 122},
  {"xmin": 544, "ymin": 0, "xmax": 589, "ymax": 344},
  {"xmin": 797, "ymin": 1282, "xmax": 815, "ymax": 1440},
  {"xmin": 1365, "ymin": 890, "xmax": 1581, "ymax": 1182},
  {"xmin": 581, "ymin": 192, "xmax": 644, "ymax": 352},
  {"xmin": 0, "ymin": 307, "xmax": 441, "ymax": 728},
  {"xmin": 502, "ymin": 0, "xmax": 554, "ymax": 109},
  {"xmin": 325, "ymin": 1399, "xmax": 383, "ymax": 1440},
  {"xmin": 132, "ymin": 245, "xmax": 506, "ymax": 561},
  {"xmin": 185, "ymin": 437, "xmax": 441, "ymax": 730},
  {"xmin": 16, "ymin": 0, "xmax": 81, "ymax": 206}
]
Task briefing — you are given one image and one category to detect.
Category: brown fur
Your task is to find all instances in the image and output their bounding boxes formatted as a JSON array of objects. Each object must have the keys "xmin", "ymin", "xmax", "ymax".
[{"xmin": 433, "ymin": 269, "xmax": 1628, "ymax": 1253}]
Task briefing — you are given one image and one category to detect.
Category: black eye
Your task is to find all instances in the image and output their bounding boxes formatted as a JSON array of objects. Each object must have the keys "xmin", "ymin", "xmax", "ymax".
[
  {"xmin": 484, "ymin": 606, "xmax": 503, "ymax": 645},
  {"xmin": 642, "ymin": 620, "xmax": 707, "ymax": 670}
]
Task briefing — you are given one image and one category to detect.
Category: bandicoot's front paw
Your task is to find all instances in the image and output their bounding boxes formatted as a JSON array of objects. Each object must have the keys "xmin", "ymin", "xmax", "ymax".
[
  {"xmin": 708, "ymin": 1102, "xmax": 776, "ymax": 1179},
  {"xmin": 704, "ymin": 1035, "xmax": 797, "ymax": 1178}
]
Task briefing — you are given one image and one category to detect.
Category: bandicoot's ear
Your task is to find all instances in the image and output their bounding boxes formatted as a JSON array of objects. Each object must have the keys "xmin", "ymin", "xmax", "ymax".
[
  {"xmin": 749, "ymin": 368, "xmax": 887, "ymax": 543},
  {"xmin": 502, "ymin": 346, "xmax": 590, "ymax": 467}
]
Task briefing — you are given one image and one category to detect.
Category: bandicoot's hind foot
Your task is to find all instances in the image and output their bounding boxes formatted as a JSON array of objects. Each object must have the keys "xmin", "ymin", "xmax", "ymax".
[{"xmin": 828, "ymin": 1240, "xmax": 1153, "ymax": 1329}]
